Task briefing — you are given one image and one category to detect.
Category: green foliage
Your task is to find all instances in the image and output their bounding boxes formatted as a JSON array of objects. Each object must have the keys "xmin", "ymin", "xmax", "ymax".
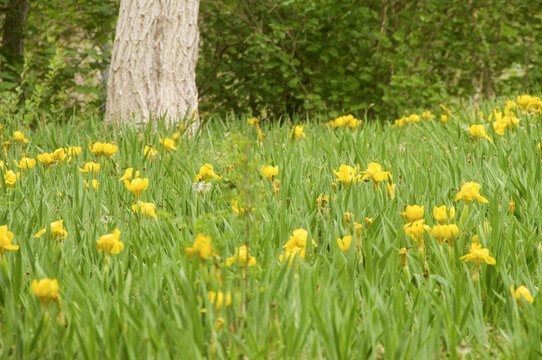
[
  {"xmin": 0, "ymin": 0, "xmax": 118, "ymax": 120},
  {"xmin": 198, "ymin": 0, "xmax": 542, "ymax": 119},
  {"xmin": 1, "ymin": 0, "xmax": 542, "ymax": 121},
  {"xmin": 1, "ymin": 48, "xmax": 70, "ymax": 125}
]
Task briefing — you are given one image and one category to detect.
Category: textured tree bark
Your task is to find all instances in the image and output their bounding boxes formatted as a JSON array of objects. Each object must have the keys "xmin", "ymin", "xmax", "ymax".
[
  {"xmin": 106, "ymin": 0, "xmax": 200, "ymax": 130},
  {"xmin": 1, "ymin": 0, "xmax": 30, "ymax": 84}
]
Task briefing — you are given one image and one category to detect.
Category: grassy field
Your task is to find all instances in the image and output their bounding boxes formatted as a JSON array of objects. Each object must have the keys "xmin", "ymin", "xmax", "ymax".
[{"xmin": 0, "ymin": 96, "xmax": 541, "ymax": 359}]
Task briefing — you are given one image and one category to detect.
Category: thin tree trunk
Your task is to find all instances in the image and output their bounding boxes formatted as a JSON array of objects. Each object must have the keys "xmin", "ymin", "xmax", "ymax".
[
  {"xmin": 522, "ymin": 7, "xmax": 535, "ymax": 90},
  {"xmin": 1, "ymin": 0, "xmax": 30, "ymax": 84},
  {"xmin": 106, "ymin": 0, "xmax": 200, "ymax": 130}
]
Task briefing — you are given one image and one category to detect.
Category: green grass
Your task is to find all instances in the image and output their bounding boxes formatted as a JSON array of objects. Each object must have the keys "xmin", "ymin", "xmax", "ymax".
[{"xmin": 0, "ymin": 98, "xmax": 541, "ymax": 359}]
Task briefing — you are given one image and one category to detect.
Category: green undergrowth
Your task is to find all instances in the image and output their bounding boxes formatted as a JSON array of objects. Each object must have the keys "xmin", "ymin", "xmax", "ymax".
[{"xmin": 0, "ymin": 97, "xmax": 541, "ymax": 359}]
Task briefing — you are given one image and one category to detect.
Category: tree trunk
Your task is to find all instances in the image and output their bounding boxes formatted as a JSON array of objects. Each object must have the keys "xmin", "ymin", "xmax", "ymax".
[
  {"xmin": 106, "ymin": 0, "xmax": 200, "ymax": 130},
  {"xmin": 1, "ymin": 0, "xmax": 30, "ymax": 84}
]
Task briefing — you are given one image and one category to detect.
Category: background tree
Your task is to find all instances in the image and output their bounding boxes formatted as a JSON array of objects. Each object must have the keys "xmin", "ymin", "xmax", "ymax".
[
  {"xmin": 106, "ymin": 0, "xmax": 200, "ymax": 128},
  {"xmin": 0, "ymin": 0, "xmax": 30, "ymax": 85}
]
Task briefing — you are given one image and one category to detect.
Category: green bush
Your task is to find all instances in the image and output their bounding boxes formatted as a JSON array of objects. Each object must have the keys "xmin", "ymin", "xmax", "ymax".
[
  {"xmin": 198, "ymin": 0, "xmax": 542, "ymax": 119},
  {"xmin": 1, "ymin": 0, "xmax": 541, "ymax": 122},
  {"xmin": 0, "ymin": 0, "xmax": 118, "ymax": 123}
]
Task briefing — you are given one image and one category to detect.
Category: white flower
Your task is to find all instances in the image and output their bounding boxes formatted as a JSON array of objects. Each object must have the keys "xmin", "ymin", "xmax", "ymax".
[{"xmin": 192, "ymin": 181, "xmax": 212, "ymax": 193}]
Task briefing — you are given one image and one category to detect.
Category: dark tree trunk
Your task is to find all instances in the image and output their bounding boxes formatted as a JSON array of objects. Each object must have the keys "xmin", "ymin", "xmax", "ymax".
[{"xmin": 1, "ymin": 0, "xmax": 30, "ymax": 84}]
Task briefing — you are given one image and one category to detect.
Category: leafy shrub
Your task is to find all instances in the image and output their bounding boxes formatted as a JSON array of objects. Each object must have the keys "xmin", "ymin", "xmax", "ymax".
[
  {"xmin": 1, "ymin": 0, "xmax": 541, "ymax": 122},
  {"xmin": 198, "ymin": 0, "xmax": 542, "ymax": 119},
  {"xmin": 0, "ymin": 0, "xmax": 118, "ymax": 123}
]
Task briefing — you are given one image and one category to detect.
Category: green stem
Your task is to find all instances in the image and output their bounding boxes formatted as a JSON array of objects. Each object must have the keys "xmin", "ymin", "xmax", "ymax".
[
  {"xmin": 199, "ymin": 260, "xmax": 210, "ymax": 284},
  {"xmin": 104, "ymin": 255, "xmax": 111, "ymax": 292},
  {"xmin": 458, "ymin": 203, "xmax": 469, "ymax": 238},
  {"xmin": 0, "ymin": 256, "xmax": 8, "ymax": 277},
  {"xmin": 402, "ymin": 265, "xmax": 411, "ymax": 281}
]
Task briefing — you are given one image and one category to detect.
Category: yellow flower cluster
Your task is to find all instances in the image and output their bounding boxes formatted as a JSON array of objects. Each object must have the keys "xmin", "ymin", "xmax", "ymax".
[
  {"xmin": 0, "ymin": 127, "xmax": 197, "ymax": 311},
  {"xmin": 290, "ymin": 125, "xmax": 306, "ymax": 140},
  {"xmin": 119, "ymin": 168, "xmax": 140, "ymax": 182},
  {"xmin": 159, "ymin": 137, "xmax": 177, "ymax": 151},
  {"xmin": 399, "ymin": 205, "xmax": 424, "ymax": 223},
  {"xmin": 96, "ymin": 229, "xmax": 124, "ymax": 255},
  {"xmin": 186, "ymin": 234, "xmax": 217, "ymax": 260},
  {"xmin": 490, "ymin": 106, "xmax": 520, "ymax": 136},
  {"xmin": 34, "ymin": 220, "xmax": 68, "ymax": 240},
  {"xmin": 79, "ymin": 161, "xmax": 100, "ymax": 173},
  {"xmin": 326, "ymin": 114, "xmax": 362, "ymax": 129},
  {"xmin": 337, "ymin": 235, "xmax": 355, "ymax": 252},
  {"xmin": 421, "ymin": 110, "xmax": 435, "ymax": 121},
  {"xmin": 194, "ymin": 164, "xmax": 219, "ymax": 182},
  {"xmin": 279, "ymin": 228, "xmax": 317, "ymax": 266},
  {"xmin": 124, "ymin": 176, "xmax": 149, "ymax": 199},
  {"xmin": 261, "ymin": 165, "xmax": 278, "ymax": 180},
  {"xmin": 205, "ymin": 291, "xmax": 232, "ymax": 312},
  {"xmin": 37, "ymin": 147, "xmax": 81, "ymax": 168},
  {"xmin": 403, "ymin": 220, "xmax": 431, "ymax": 242},
  {"xmin": 0, "ymin": 168, "xmax": 19, "ymax": 188},
  {"xmin": 460, "ymin": 242, "xmax": 496, "ymax": 266},
  {"xmin": 429, "ymin": 224, "xmax": 459, "ymax": 245},
  {"xmin": 333, "ymin": 162, "xmax": 394, "ymax": 195},
  {"xmin": 400, "ymin": 204, "xmax": 459, "ymax": 245},
  {"xmin": 433, "ymin": 205, "xmax": 455, "ymax": 224},
  {"xmin": 333, "ymin": 164, "xmax": 359, "ymax": 185},
  {"xmin": 517, "ymin": 94, "xmax": 542, "ymax": 114},
  {"xmin": 2, "ymin": 94, "xmax": 538, "ymax": 330},
  {"xmin": 510, "ymin": 285, "xmax": 534, "ymax": 307},
  {"xmin": 360, "ymin": 162, "xmax": 391, "ymax": 183},
  {"xmin": 84, "ymin": 179, "xmax": 99, "ymax": 191},
  {"xmin": 0, "ymin": 225, "xmax": 19, "ymax": 256},
  {"xmin": 89, "ymin": 141, "xmax": 119, "ymax": 158},
  {"xmin": 469, "ymin": 124, "xmax": 492, "ymax": 143},
  {"xmin": 132, "ymin": 201, "xmax": 158, "ymax": 220},
  {"xmin": 226, "ymin": 245, "xmax": 257, "ymax": 267},
  {"xmin": 2, "ymin": 145, "xmax": 80, "ymax": 174},
  {"xmin": 32, "ymin": 278, "xmax": 60, "ymax": 305},
  {"xmin": 398, "ymin": 184, "xmax": 488, "ymax": 268},
  {"xmin": 144, "ymin": 145, "xmax": 158, "ymax": 158},
  {"xmin": 391, "ymin": 113, "xmax": 420, "ymax": 127},
  {"xmin": 13, "ymin": 130, "xmax": 29, "ymax": 144},
  {"xmin": 13, "ymin": 157, "xmax": 36, "ymax": 171},
  {"xmin": 454, "ymin": 182, "xmax": 488, "ymax": 205}
]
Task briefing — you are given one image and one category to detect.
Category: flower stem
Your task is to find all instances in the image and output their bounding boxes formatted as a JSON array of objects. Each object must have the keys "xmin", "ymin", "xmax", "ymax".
[{"xmin": 458, "ymin": 203, "xmax": 469, "ymax": 238}]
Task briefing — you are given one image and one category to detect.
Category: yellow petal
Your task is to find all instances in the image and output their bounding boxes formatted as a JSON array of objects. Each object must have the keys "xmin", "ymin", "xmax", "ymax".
[{"xmin": 34, "ymin": 229, "xmax": 46, "ymax": 238}]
